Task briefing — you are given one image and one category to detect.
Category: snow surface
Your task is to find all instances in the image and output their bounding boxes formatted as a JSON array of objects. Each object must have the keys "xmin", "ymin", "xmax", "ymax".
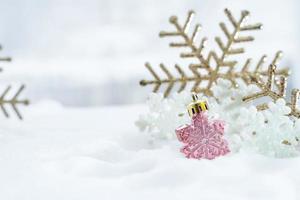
[{"xmin": 1, "ymin": 103, "xmax": 300, "ymax": 200}]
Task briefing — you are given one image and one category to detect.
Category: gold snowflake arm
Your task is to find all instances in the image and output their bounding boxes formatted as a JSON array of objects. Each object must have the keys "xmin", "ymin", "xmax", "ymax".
[
  {"xmin": 290, "ymin": 89, "xmax": 300, "ymax": 118},
  {"xmin": 243, "ymin": 64, "xmax": 283, "ymax": 102},
  {"xmin": 159, "ymin": 10, "xmax": 209, "ymax": 68},
  {"xmin": 140, "ymin": 62, "xmax": 208, "ymax": 97},
  {"xmin": 0, "ymin": 57, "xmax": 11, "ymax": 62},
  {"xmin": 211, "ymin": 9, "xmax": 262, "ymax": 62},
  {"xmin": 254, "ymin": 51, "xmax": 289, "ymax": 76},
  {"xmin": 158, "ymin": 9, "xmax": 262, "ymax": 71},
  {"xmin": 206, "ymin": 9, "xmax": 262, "ymax": 88},
  {"xmin": 233, "ymin": 51, "xmax": 290, "ymax": 85},
  {"xmin": 0, "ymin": 45, "xmax": 11, "ymax": 61},
  {"xmin": 0, "ymin": 85, "xmax": 29, "ymax": 120},
  {"xmin": 0, "ymin": 45, "xmax": 11, "ymax": 71},
  {"xmin": 242, "ymin": 64, "xmax": 300, "ymax": 118}
]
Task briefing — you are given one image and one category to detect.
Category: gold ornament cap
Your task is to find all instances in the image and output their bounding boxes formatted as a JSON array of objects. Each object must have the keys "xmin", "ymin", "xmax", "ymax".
[{"xmin": 187, "ymin": 93, "xmax": 209, "ymax": 117}]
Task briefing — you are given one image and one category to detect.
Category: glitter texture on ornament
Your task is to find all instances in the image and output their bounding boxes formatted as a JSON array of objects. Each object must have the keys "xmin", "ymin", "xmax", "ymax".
[{"xmin": 175, "ymin": 95, "xmax": 230, "ymax": 159}]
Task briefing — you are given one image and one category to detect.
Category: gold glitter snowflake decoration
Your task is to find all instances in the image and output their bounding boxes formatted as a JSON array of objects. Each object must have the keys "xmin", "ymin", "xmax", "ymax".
[
  {"xmin": 243, "ymin": 64, "xmax": 300, "ymax": 118},
  {"xmin": 0, "ymin": 45, "xmax": 29, "ymax": 120},
  {"xmin": 140, "ymin": 9, "xmax": 289, "ymax": 97}
]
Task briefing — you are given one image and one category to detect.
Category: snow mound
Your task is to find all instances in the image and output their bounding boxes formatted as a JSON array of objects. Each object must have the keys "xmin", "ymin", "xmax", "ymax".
[{"xmin": 0, "ymin": 104, "xmax": 299, "ymax": 200}]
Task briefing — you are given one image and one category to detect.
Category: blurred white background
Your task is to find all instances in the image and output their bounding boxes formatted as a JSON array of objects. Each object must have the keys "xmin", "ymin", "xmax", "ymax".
[{"xmin": 0, "ymin": 0, "xmax": 298, "ymax": 106}]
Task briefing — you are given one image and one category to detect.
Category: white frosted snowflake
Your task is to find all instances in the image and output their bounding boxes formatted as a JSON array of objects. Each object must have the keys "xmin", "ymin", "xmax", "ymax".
[
  {"xmin": 136, "ymin": 79, "xmax": 300, "ymax": 158},
  {"xmin": 243, "ymin": 99, "xmax": 300, "ymax": 157},
  {"xmin": 135, "ymin": 92, "xmax": 191, "ymax": 139}
]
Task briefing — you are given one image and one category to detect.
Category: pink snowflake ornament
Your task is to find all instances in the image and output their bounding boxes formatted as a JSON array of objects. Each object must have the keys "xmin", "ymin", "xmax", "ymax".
[{"xmin": 175, "ymin": 95, "xmax": 230, "ymax": 160}]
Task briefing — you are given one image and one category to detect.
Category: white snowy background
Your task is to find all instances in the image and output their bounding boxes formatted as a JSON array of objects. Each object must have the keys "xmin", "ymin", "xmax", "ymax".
[{"xmin": 0, "ymin": 0, "xmax": 300, "ymax": 199}]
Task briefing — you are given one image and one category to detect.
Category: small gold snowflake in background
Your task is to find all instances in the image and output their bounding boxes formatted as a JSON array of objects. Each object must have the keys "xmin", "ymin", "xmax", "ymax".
[{"xmin": 0, "ymin": 45, "xmax": 29, "ymax": 120}]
